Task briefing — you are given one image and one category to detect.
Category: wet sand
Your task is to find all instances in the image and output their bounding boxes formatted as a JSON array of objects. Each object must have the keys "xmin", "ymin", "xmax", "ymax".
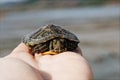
[{"xmin": 0, "ymin": 6, "xmax": 120, "ymax": 80}]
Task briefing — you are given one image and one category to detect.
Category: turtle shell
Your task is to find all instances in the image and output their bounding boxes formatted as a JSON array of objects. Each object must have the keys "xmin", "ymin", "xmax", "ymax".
[
  {"xmin": 22, "ymin": 24, "xmax": 80, "ymax": 54},
  {"xmin": 23, "ymin": 24, "xmax": 80, "ymax": 46}
]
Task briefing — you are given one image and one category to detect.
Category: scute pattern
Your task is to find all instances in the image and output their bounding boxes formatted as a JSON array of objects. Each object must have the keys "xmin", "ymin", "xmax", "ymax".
[{"xmin": 22, "ymin": 24, "xmax": 80, "ymax": 54}]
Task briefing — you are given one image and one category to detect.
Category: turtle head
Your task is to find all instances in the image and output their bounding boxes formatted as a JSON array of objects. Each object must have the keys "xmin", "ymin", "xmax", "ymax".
[{"xmin": 50, "ymin": 38, "xmax": 67, "ymax": 53}]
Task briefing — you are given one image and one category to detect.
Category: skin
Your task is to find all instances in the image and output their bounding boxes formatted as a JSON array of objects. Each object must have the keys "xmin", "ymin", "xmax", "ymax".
[{"xmin": 0, "ymin": 43, "xmax": 93, "ymax": 80}]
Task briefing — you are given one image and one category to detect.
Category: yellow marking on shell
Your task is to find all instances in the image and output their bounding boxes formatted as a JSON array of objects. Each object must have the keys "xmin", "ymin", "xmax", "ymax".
[
  {"xmin": 51, "ymin": 36, "xmax": 54, "ymax": 39},
  {"xmin": 61, "ymin": 35, "xmax": 65, "ymax": 38},
  {"xmin": 42, "ymin": 51, "xmax": 58, "ymax": 55},
  {"xmin": 26, "ymin": 43, "xmax": 29, "ymax": 46},
  {"xmin": 43, "ymin": 40, "xmax": 46, "ymax": 42},
  {"xmin": 29, "ymin": 41, "xmax": 34, "ymax": 46}
]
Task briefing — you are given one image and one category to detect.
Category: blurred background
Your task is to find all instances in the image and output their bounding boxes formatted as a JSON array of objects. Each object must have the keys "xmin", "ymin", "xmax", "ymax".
[{"xmin": 0, "ymin": 0, "xmax": 120, "ymax": 80}]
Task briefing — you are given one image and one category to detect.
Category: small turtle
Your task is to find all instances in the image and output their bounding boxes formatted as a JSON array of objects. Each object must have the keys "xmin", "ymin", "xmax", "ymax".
[{"xmin": 22, "ymin": 24, "xmax": 80, "ymax": 55}]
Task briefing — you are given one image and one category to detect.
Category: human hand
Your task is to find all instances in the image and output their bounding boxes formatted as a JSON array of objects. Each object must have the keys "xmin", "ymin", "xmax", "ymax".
[
  {"xmin": 7, "ymin": 43, "xmax": 93, "ymax": 80},
  {"xmin": 35, "ymin": 50, "xmax": 93, "ymax": 80}
]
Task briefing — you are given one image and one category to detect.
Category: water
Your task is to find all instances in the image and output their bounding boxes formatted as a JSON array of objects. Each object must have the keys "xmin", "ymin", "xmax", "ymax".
[
  {"xmin": 1, "ymin": 5, "xmax": 120, "ymax": 23},
  {"xmin": 0, "ymin": 0, "xmax": 26, "ymax": 5},
  {"xmin": 0, "ymin": 5, "xmax": 119, "ymax": 37}
]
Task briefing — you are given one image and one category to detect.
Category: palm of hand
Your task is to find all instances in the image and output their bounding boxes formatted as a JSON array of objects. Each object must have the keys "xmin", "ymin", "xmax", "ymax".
[{"xmin": 5, "ymin": 43, "xmax": 93, "ymax": 80}]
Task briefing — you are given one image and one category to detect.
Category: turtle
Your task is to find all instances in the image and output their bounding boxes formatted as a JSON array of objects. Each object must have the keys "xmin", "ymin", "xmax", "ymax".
[{"xmin": 22, "ymin": 24, "xmax": 80, "ymax": 55}]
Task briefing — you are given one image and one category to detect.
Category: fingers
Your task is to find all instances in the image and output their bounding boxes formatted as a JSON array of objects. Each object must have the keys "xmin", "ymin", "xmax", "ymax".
[
  {"xmin": 73, "ymin": 47, "xmax": 83, "ymax": 56},
  {"xmin": 37, "ymin": 51, "xmax": 93, "ymax": 80},
  {"xmin": 53, "ymin": 52, "xmax": 93, "ymax": 80},
  {"xmin": 11, "ymin": 42, "xmax": 30, "ymax": 54}
]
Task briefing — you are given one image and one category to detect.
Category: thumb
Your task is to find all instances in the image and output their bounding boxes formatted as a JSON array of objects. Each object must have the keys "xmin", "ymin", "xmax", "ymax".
[{"xmin": 11, "ymin": 42, "xmax": 30, "ymax": 54}]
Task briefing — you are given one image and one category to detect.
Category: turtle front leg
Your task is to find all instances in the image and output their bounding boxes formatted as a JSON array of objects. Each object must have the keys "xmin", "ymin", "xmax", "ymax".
[
  {"xmin": 42, "ymin": 40, "xmax": 58, "ymax": 55},
  {"xmin": 49, "ymin": 40, "xmax": 53, "ymax": 51}
]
